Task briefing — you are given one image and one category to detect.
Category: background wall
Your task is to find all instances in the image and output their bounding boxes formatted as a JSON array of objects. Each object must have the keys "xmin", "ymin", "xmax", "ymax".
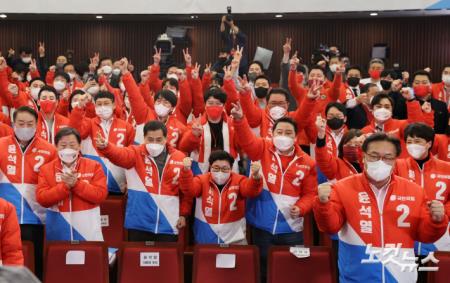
[{"xmin": 0, "ymin": 16, "xmax": 449, "ymax": 82}]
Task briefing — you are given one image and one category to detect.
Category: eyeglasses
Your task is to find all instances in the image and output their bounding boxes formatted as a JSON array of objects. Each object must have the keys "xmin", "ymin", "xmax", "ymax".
[
  {"xmin": 211, "ymin": 166, "xmax": 231, "ymax": 173},
  {"xmin": 365, "ymin": 153, "xmax": 396, "ymax": 163}
]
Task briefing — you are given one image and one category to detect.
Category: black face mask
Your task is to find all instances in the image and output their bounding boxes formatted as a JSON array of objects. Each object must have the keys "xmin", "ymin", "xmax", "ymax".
[
  {"xmin": 327, "ymin": 118, "xmax": 344, "ymax": 130},
  {"xmin": 347, "ymin": 77, "xmax": 360, "ymax": 87},
  {"xmin": 380, "ymin": 80, "xmax": 392, "ymax": 91},
  {"xmin": 254, "ymin": 87, "xmax": 268, "ymax": 99}
]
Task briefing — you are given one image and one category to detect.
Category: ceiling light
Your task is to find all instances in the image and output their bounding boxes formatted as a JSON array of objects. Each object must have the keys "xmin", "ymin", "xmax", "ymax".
[
  {"xmin": 96, "ymin": 15, "xmax": 103, "ymax": 19},
  {"xmin": 370, "ymin": 12, "xmax": 378, "ymax": 16},
  {"xmin": 275, "ymin": 14, "xmax": 283, "ymax": 18},
  {"xmin": 0, "ymin": 14, "xmax": 7, "ymax": 19}
]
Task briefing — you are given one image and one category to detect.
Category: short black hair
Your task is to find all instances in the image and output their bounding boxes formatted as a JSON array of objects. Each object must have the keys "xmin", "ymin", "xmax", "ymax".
[
  {"xmin": 63, "ymin": 62, "xmax": 75, "ymax": 69},
  {"xmin": 13, "ymin": 106, "xmax": 38, "ymax": 122},
  {"xmin": 19, "ymin": 47, "xmax": 32, "ymax": 54},
  {"xmin": 404, "ymin": 123, "xmax": 435, "ymax": 147},
  {"xmin": 208, "ymin": 150, "xmax": 235, "ymax": 168},
  {"xmin": 154, "ymin": 89, "xmax": 178, "ymax": 107},
  {"xmin": 345, "ymin": 65, "xmax": 362, "ymax": 75},
  {"xmin": 38, "ymin": 85, "xmax": 60, "ymax": 100},
  {"xmin": 361, "ymin": 83, "xmax": 377, "ymax": 93},
  {"xmin": 412, "ymin": 70, "xmax": 432, "ymax": 83},
  {"xmin": 272, "ymin": 117, "xmax": 298, "ymax": 135},
  {"xmin": 371, "ymin": 93, "xmax": 394, "ymax": 108},
  {"xmin": 362, "ymin": 133, "xmax": 402, "ymax": 157},
  {"xmin": 325, "ymin": 102, "xmax": 347, "ymax": 117},
  {"xmin": 94, "ymin": 91, "xmax": 115, "ymax": 103},
  {"xmin": 338, "ymin": 129, "xmax": 363, "ymax": 159},
  {"xmin": 29, "ymin": 78, "xmax": 44, "ymax": 86},
  {"xmin": 309, "ymin": 65, "xmax": 326, "ymax": 75},
  {"xmin": 69, "ymin": 89, "xmax": 87, "ymax": 112},
  {"xmin": 266, "ymin": 88, "xmax": 289, "ymax": 103},
  {"xmin": 54, "ymin": 72, "xmax": 70, "ymax": 83},
  {"xmin": 381, "ymin": 69, "xmax": 398, "ymax": 80},
  {"xmin": 143, "ymin": 120, "xmax": 167, "ymax": 137},
  {"xmin": 162, "ymin": 78, "xmax": 179, "ymax": 91},
  {"xmin": 249, "ymin": 61, "xmax": 264, "ymax": 72},
  {"xmin": 204, "ymin": 87, "xmax": 227, "ymax": 104},
  {"xmin": 254, "ymin": 75, "xmax": 271, "ymax": 85},
  {"xmin": 55, "ymin": 127, "xmax": 81, "ymax": 145}
]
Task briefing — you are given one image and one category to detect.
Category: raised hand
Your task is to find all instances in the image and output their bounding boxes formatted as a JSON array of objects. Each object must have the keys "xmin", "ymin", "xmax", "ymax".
[
  {"xmin": 223, "ymin": 65, "xmax": 233, "ymax": 80},
  {"xmin": 307, "ymin": 81, "xmax": 322, "ymax": 100},
  {"xmin": 119, "ymin": 57, "xmax": 129, "ymax": 75},
  {"xmin": 95, "ymin": 131, "xmax": 107, "ymax": 149},
  {"xmin": 153, "ymin": 47, "xmax": 162, "ymax": 65},
  {"xmin": 8, "ymin": 84, "xmax": 19, "ymax": 97},
  {"xmin": 233, "ymin": 45, "xmax": 244, "ymax": 62},
  {"xmin": 38, "ymin": 42, "xmax": 45, "ymax": 57},
  {"xmin": 29, "ymin": 58, "xmax": 38, "ymax": 72},
  {"xmin": 315, "ymin": 115, "xmax": 326, "ymax": 139},
  {"xmin": 191, "ymin": 116, "xmax": 203, "ymax": 137},
  {"xmin": 140, "ymin": 70, "xmax": 150, "ymax": 84},
  {"xmin": 250, "ymin": 161, "xmax": 262, "ymax": 179},
  {"xmin": 428, "ymin": 200, "xmax": 444, "ymax": 223},
  {"xmin": 283, "ymin": 37, "xmax": 292, "ymax": 54},
  {"xmin": 192, "ymin": 62, "xmax": 201, "ymax": 80},
  {"xmin": 182, "ymin": 48, "xmax": 192, "ymax": 67},
  {"xmin": 7, "ymin": 48, "xmax": 15, "ymax": 58},
  {"xmin": 204, "ymin": 63, "xmax": 212, "ymax": 74},
  {"xmin": 401, "ymin": 87, "xmax": 413, "ymax": 100},
  {"xmin": 128, "ymin": 60, "xmax": 135, "ymax": 72},
  {"xmin": 230, "ymin": 102, "xmax": 243, "ymax": 121},
  {"xmin": 318, "ymin": 183, "xmax": 332, "ymax": 203},
  {"xmin": 421, "ymin": 101, "xmax": 432, "ymax": 113},
  {"xmin": 290, "ymin": 51, "xmax": 300, "ymax": 71},
  {"xmin": 237, "ymin": 75, "xmax": 251, "ymax": 93},
  {"xmin": 391, "ymin": 79, "xmax": 403, "ymax": 92},
  {"xmin": 183, "ymin": 157, "xmax": 192, "ymax": 171}
]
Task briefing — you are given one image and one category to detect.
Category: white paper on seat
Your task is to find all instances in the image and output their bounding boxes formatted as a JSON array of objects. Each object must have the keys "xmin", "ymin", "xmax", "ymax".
[
  {"xmin": 66, "ymin": 250, "xmax": 86, "ymax": 265},
  {"xmin": 140, "ymin": 252, "xmax": 160, "ymax": 267},
  {"xmin": 253, "ymin": 46, "xmax": 273, "ymax": 70},
  {"xmin": 290, "ymin": 247, "xmax": 310, "ymax": 258},
  {"xmin": 215, "ymin": 254, "xmax": 236, "ymax": 269},
  {"xmin": 101, "ymin": 215, "xmax": 109, "ymax": 227}
]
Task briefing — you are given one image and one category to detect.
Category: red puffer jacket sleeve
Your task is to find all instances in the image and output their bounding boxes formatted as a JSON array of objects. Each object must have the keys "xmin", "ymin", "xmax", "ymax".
[
  {"xmin": 313, "ymin": 186, "xmax": 346, "ymax": 234},
  {"xmin": 179, "ymin": 168, "xmax": 194, "ymax": 216},
  {"xmin": 149, "ymin": 65, "xmax": 163, "ymax": 93},
  {"xmin": 71, "ymin": 161, "xmax": 108, "ymax": 205},
  {"xmin": 0, "ymin": 199, "xmax": 24, "ymax": 265},
  {"xmin": 36, "ymin": 164, "xmax": 70, "ymax": 208}
]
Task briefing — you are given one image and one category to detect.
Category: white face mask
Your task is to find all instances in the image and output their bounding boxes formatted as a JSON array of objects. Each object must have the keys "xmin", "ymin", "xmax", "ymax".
[
  {"xmin": 273, "ymin": 135, "xmax": 294, "ymax": 152},
  {"xmin": 407, "ymin": 143, "xmax": 427, "ymax": 160},
  {"xmin": 329, "ymin": 64, "xmax": 339, "ymax": 73},
  {"xmin": 22, "ymin": 57, "xmax": 32, "ymax": 64},
  {"xmin": 102, "ymin": 65, "xmax": 113, "ymax": 75},
  {"xmin": 365, "ymin": 159, "xmax": 393, "ymax": 182},
  {"xmin": 30, "ymin": 87, "xmax": 41, "ymax": 101},
  {"xmin": 112, "ymin": 68, "xmax": 121, "ymax": 76},
  {"xmin": 53, "ymin": 81, "xmax": 66, "ymax": 91},
  {"xmin": 87, "ymin": 86, "xmax": 100, "ymax": 96},
  {"xmin": 71, "ymin": 101, "xmax": 79, "ymax": 109},
  {"xmin": 269, "ymin": 106, "xmax": 286, "ymax": 120},
  {"xmin": 95, "ymin": 106, "xmax": 113, "ymax": 120},
  {"xmin": 442, "ymin": 74, "xmax": 450, "ymax": 85},
  {"xmin": 68, "ymin": 72, "xmax": 76, "ymax": 81},
  {"xmin": 211, "ymin": 171, "xmax": 230, "ymax": 186},
  {"xmin": 167, "ymin": 73, "xmax": 178, "ymax": 81},
  {"xmin": 14, "ymin": 126, "xmax": 36, "ymax": 141},
  {"xmin": 155, "ymin": 103, "xmax": 171, "ymax": 117},
  {"xmin": 58, "ymin": 148, "xmax": 79, "ymax": 164},
  {"xmin": 373, "ymin": 108, "xmax": 392, "ymax": 122},
  {"xmin": 146, "ymin": 143, "xmax": 165, "ymax": 157}
]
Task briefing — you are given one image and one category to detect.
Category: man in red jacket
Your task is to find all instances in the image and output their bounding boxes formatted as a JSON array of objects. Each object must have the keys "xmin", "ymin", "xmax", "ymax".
[
  {"xmin": 314, "ymin": 133, "xmax": 447, "ymax": 283},
  {"xmin": 0, "ymin": 197, "xmax": 24, "ymax": 266}
]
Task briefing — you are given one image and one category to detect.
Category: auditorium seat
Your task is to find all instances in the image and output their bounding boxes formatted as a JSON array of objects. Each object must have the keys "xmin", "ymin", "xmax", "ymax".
[
  {"xmin": 427, "ymin": 251, "xmax": 450, "ymax": 283},
  {"xmin": 21, "ymin": 241, "xmax": 35, "ymax": 274},
  {"xmin": 100, "ymin": 195, "xmax": 126, "ymax": 247},
  {"xmin": 302, "ymin": 214, "xmax": 314, "ymax": 247},
  {"xmin": 118, "ymin": 242, "xmax": 183, "ymax": 283},
  {"xmin": 192, "ymin": 244, "xmax": 259, "ymax": 283},
  {"xmin": 43, "ymin": 241, "xmax": 109, "ymax": 283},
  {"xmin": 267, "ymin": 246, "xmax": 335, "ymax": 283}
]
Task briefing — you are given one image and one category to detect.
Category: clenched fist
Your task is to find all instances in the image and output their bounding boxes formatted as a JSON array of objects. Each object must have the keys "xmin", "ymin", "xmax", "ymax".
[{"xmin": 318, "ymin": 183, "xmax": 332, "ymax": 203}]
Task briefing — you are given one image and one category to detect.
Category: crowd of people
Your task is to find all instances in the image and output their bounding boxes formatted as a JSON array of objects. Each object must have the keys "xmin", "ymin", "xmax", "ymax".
[{"xmin": 0, "ymin": 16, "xmax": 448, "ymax": 283}]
